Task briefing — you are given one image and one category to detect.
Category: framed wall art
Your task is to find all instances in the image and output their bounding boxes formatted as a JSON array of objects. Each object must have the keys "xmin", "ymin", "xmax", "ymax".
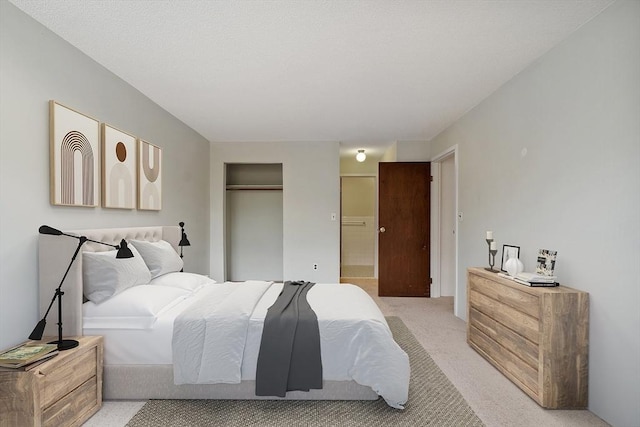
[
  {"xmin": 102, "ymin": 124, "xmax": 136, "ymax": 209},
  {"xmin": 137, "ymin": 139, "xmax": 162, "ymax": 211},
  {"xmin": 501, "ymin": 244, "xmax": 520, "ymax": 272},
  {"xmin": 49, "ymin": 100, "xmax": 100, "ymax": 207}
]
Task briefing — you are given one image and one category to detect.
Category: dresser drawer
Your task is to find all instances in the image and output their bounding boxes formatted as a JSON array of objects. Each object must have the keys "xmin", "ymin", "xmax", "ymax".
[
  {"xmin": 43, "ymin": 376, "xmax": 97, "ymax": 427},
  {"xmin": 469, "ymin": 288, "xmax": 540, "ymax": 344},
  {"xmin": 39, "ymin": 345, "xmax": 97, "ymax": 409},
  {"xmin": 469, "ymin": 324, "xmax": 539, "ymax": 397},
  {"xmin": 469, "ymin": 307, "xmax": 538, "ymax": 369},
  {"xmin": 469, "ymin": 273, "xmax": 540, "ymax": 319}
]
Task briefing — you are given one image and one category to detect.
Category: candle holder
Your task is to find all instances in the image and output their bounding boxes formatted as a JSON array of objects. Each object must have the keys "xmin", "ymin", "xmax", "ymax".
[{"xmin": 485, "ymin": 238, "xmax": 498, "ymax": 272}]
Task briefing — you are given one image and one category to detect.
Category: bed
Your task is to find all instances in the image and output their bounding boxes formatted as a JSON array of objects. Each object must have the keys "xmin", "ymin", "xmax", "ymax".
[{"xmin": 37, "ymin": 226, "xmax": 409, "ymax": 408}]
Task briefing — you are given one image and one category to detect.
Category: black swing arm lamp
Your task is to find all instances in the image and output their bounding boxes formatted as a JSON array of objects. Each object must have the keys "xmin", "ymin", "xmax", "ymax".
[{"xmin": 30, "ymin": 225, "xmax": 134, "ymax": 350}]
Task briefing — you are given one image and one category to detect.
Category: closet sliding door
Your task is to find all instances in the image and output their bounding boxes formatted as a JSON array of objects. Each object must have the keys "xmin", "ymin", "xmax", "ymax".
[{"xmin": 225, "ymin": 164, "xmax": 283, "ymax": 281}]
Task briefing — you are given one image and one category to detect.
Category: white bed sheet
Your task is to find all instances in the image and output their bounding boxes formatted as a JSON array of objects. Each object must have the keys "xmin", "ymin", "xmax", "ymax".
[
  {"xmin": 84, "ymin": 282, "xmax": 388, "ymax": 373},
  {"xmin": 84, "ymin": 293, "xmax": 195, "ymax": 365}
]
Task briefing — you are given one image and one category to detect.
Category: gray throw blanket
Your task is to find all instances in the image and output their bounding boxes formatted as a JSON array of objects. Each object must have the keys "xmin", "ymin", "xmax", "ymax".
[{"xmin": 255, "ymin": 281, "xmax": 323, "ymax": 397}]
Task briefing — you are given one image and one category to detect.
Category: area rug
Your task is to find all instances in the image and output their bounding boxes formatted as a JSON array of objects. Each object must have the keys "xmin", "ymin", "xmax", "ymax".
[{"xmin": 126, "ymin": 316, "xmax": 483, "ymax": 426}]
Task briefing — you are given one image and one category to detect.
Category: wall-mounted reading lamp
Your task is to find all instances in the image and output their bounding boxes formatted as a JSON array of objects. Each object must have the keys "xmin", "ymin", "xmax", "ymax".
[{"xmin": 178, "ymin": 221, "xmax": 191, "ymax": 272}]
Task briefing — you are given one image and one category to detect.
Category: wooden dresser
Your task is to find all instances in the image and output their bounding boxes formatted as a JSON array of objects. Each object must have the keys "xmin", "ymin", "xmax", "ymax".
[
  {"xmin": 467, "ymin": 267, "xmax": 589, "ymax": 408},
  {"xmin": 0, "ymin": 335, "xmax": 103, "ymax": 427}
]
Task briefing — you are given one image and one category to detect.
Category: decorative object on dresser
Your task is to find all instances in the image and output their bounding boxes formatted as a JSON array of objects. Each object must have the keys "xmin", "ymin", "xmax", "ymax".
[
  {"xmin": 513, "ymin": 271, "xmax": 558, "ymax": 287},
  {"xmin": 500, "ymin": 244, "xmax": 521, "ymax": 273},
  {"xmin": 504, "ymin": 257, "xmax": 524, "ymax": 278},
  {"xmin": 30, "ymin": 225, "xmax": 133, "ymax": 350},
  {"xmin": 178, "ymin": 221, "xmax": 191, "ymax": 272},
  {"xmin": 536, "ymin": 249, "xmax": 557, "ymax": 276},
  {"xmin": 497, "ymin": 271, "xmax": 559, "ymax": 287},
  {"xmin": 484, "ymin": 231, "xmax": 498, "ymax": 272},
  {"xmin": 0, "ymin": 336, "xmax": 103, "ymax": 427},
  {"xmin": 467, "ymin": 267, "xmax": 589, "ymax": 408}
]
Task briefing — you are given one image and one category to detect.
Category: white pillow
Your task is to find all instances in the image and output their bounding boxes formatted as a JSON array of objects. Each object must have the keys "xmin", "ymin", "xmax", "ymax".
[
  {"xmin": 150, "ymin": 272, "xmax": 216, "ymax": 292},
  {"xmin": 83, "ymin": 245, "xmax": 151, "ymax": 304},
  {"xmin": 130, "ymin": 239, "xmax": 184, "ymax": 279},
  {"xmin": 83, "ymin": 285, "xmax": 190, "ymax": 329}
]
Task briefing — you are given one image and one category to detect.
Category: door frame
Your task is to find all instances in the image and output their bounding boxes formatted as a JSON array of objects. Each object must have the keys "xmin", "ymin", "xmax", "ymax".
[
  {"xmin": 430, "ymin": 145, "xmax": 460, "ymax": 315},
  {"xmin": 339, "ymin": 173, "xmax": 379, "ymax": 278}
]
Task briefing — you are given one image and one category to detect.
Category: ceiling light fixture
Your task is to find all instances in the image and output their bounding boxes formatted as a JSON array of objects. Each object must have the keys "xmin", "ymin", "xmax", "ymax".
[{"xmin": 356, "ymin": 149, "xmax": 366, "ymax": 162}]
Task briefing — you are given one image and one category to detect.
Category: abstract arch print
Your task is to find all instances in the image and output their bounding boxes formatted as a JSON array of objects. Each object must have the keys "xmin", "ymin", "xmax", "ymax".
[
  {"xmin": 60, "ymin": 131, "xmax": 94, "ymax": 205},
  {"xmin": 102, "ymin": 124, "xmax": 136, "ymax": 209},
  {"xmin": 50, "ymin": 101, "xmax": 99, "ymax": 207},
  {"xmin": 138, "ymin": 140, "xmax": 162, "ymax": 210}
]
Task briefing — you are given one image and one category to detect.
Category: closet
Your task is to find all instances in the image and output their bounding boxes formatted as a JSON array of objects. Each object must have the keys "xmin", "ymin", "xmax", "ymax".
[{"xmin": 225, "ymin": 163, "xmax": 283, "ymax": 281}]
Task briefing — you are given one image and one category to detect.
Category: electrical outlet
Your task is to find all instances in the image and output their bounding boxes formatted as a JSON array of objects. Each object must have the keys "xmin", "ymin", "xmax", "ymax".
[{"xmin": 313, "ymin": 263, "xmax": 318, "ymax": 270}]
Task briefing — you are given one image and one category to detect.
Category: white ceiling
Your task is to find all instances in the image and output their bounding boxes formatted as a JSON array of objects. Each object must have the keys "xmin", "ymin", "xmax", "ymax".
[{"xmin": 9, "ymin": 0, "xmax": 613, "ymax": 157}]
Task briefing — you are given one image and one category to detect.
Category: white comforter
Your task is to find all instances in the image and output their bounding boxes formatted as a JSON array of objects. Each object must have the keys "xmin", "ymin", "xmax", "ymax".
[{"xmin": 172, "ymin": 281, "xmax": 410, "ymax": 409}]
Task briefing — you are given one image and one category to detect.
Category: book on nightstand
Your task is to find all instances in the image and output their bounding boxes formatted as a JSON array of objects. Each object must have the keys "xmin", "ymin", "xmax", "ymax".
[{"xmin": 0, "ymin": 342, "xmax": 58, "ymax": 369}]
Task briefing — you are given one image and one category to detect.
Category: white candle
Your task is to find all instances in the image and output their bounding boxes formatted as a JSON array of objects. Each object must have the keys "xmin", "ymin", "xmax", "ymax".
[
  {"xmin": 490, "ymin": 241, "xmax": 497, "ymax": 250},
  {"xmin": 486, "ymin": 231, "xmax": 493, "ymax": 240}
]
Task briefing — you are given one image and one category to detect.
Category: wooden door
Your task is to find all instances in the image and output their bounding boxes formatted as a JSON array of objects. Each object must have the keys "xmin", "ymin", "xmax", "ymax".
[{"xmin": 378, "ymin": 162, "xmax": 430, "ymax": 297}]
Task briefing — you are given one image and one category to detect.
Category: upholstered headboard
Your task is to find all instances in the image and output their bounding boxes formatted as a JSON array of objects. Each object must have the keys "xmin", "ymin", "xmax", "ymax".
[{"xmin": 38, "ymin": 226, "xmax": 180, "ymax": 337}]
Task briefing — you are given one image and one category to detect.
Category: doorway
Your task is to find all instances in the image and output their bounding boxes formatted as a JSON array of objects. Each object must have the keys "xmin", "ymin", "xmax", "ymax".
[
  {"xmin": 340, "ymin": 176, "xmax": 376, "ymax": 278},
  {"xmin": 431, "ymin": 146, "xmax": 459, "ymax": 314},
  {"xmin": 439, "ymin": 154, "xmax": 456, "ymax": 297}
]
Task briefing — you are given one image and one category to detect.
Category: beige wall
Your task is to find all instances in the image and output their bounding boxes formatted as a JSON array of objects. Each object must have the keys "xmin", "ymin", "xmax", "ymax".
[
  {"xmin": 381, "ymin": 142, "xmax": 397, "ymax": 162},
  {"xmin": 341, "ymin": 177, "xmax": 375, "ymax": 217},
  {"xmin": 340, "ymin": 155, "xmax": 380, "ymax": 174}
]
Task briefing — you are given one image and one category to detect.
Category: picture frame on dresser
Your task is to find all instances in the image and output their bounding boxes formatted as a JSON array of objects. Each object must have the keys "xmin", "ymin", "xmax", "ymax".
[
  {"xmin": 536, "ymin": 249, "xmax": 557, "ymax": 276},
  {"xmin": 500, "ymin": 244, "xmax": 520, "ymax": 272}
]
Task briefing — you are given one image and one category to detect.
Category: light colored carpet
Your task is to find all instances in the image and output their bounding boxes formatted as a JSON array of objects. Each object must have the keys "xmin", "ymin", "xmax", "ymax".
[{"xmin": 124, "ymin": 317, "xmax": 483, "ymax": 427}]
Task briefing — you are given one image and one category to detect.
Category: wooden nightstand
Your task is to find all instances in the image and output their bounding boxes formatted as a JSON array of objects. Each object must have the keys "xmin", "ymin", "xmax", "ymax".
[{"xmin": 0, "ymin": 335, "xmax": 103, "ymax": 427}]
